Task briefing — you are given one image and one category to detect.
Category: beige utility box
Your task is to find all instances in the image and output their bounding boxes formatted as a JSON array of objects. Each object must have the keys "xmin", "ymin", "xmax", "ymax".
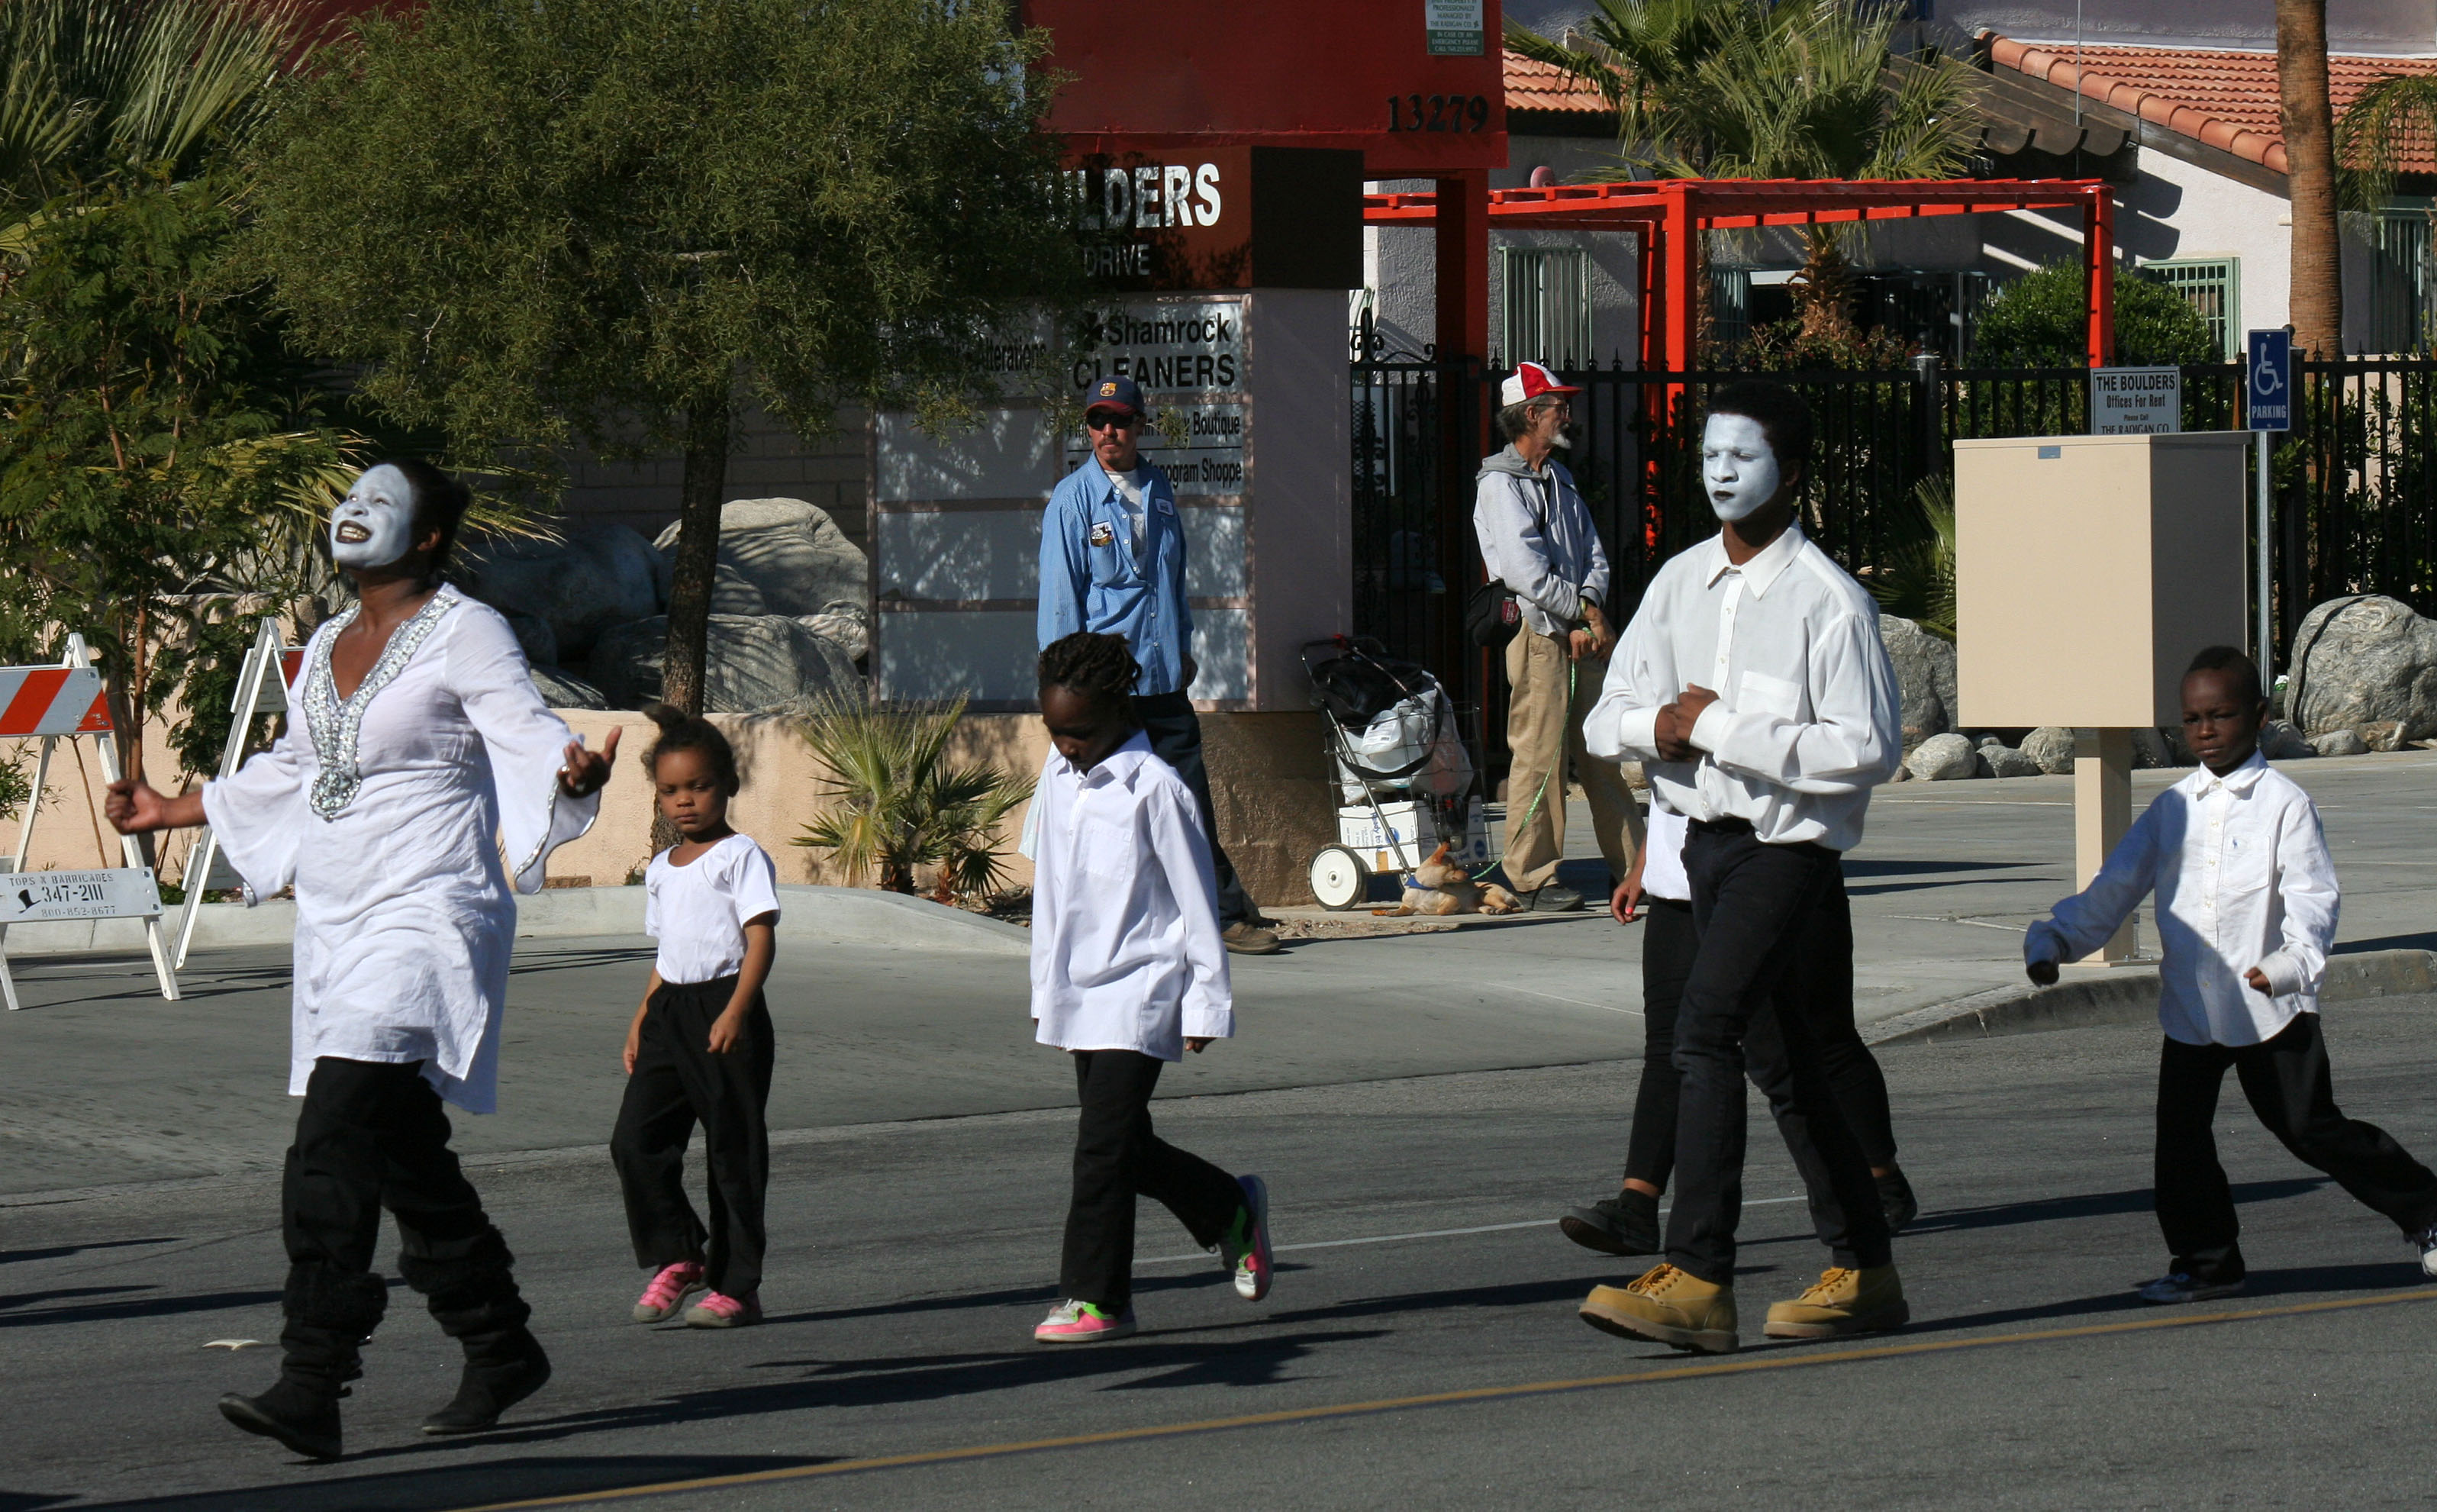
[{"xmin": 1955, "ymin": 431, "xmax": 2248, "ymax": 727}]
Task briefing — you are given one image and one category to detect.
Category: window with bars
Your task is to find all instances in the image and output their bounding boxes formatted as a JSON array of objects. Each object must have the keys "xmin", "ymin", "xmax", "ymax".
[
  {"xmin": 1497, "ymin": 246, "xmax": 1595, "ymax": 369},
  {"xmin": 2366, "ymin": 206, "xmax": 2435, "ymax": 355},
  {"xmin": 2142, "ymin": 257, "xmax": 2241, "ymax": 359}
]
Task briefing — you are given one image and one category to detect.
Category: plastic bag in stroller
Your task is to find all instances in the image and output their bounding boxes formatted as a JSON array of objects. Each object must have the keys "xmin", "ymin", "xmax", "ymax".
[{"xmin": 1304, "ymin": 640, "xmax": 1472, "ymax": 804}]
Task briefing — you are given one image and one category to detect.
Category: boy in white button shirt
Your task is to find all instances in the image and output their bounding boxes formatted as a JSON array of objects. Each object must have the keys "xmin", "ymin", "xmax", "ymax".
[
  {"xmin": 1024, "ymin": 632, "xmax": 1275, "ymax": 1343},
  {"xmin": 2027, "ymin": 646, "xmax": 2437, "ymax": 1301}
]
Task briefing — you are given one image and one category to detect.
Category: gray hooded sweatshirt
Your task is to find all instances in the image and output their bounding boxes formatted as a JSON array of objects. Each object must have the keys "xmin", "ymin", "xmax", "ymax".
[{"xmin": 1473, "ymin": 445, "xmax": 1611, "ymax": 637}]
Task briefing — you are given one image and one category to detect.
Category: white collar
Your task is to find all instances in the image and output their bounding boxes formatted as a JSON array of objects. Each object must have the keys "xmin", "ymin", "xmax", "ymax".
[
  {"xmin": 1700, "ymin": 523, "xmax": 1805, "ymax": 598},
  {"xmin": 1059, "ymin": 728, "xmax": 1156, "ymax": 786},
  {"xmin": 2181, "ymin": 750, "xmax": 2271, "ymax": 797}
]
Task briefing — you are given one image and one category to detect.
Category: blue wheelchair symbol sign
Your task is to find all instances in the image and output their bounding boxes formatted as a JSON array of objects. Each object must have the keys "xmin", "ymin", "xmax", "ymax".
[{"xmin": 2248, "ymin": 329, "xmax": 2291, "ymax": 431}]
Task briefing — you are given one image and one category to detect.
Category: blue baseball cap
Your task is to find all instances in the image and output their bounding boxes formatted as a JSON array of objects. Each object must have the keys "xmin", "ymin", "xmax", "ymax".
[{"xmin": 1083, "ymin": 374, "xmax": 1146, "ymax": 418}]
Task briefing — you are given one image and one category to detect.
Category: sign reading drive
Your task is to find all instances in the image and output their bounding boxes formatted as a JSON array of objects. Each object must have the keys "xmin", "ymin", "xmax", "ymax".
[
  {"xmin": 2090, "ymin": 366, "xmax": 2182, "ymax": 435},
  {"xmin": 2, "ymin": 866, "xmax": 162, "ymax": 924}
]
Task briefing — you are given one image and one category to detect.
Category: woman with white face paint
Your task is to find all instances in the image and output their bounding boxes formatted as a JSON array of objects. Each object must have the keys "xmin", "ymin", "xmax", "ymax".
[
  {"xmin": 107, "ymin": 460, "xmax": 619, "ymax": 1459},
  {"xmin": 1574, "ymin": 381, "xmax": 1907, "ymax": 1356}
]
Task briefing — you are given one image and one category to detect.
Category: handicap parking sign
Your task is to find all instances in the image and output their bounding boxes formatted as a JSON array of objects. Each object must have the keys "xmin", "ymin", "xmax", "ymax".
[{"xmin": 2247, "ymin": 329, "xmax": 2291, "ymax": 431}]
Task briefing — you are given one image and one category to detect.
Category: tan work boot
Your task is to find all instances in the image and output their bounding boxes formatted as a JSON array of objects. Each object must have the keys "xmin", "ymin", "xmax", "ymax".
[
  {"xmin": 1578, "ymin": 1264, "xmax": 1738, "ymax": 1354},
  {"xmin": 1762, "ymin": 1265, "xmax": 1910, "ymax": 1340},
  {"xmin": 1222, "ymin": 920, "xmax": 1282, "ymax": 955}
]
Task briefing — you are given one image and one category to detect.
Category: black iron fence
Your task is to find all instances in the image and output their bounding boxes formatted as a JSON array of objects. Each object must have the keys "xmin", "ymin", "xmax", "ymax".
[{"xmin": 1349, "ymin": 349, "xmax": 2437, "ymax": 735}]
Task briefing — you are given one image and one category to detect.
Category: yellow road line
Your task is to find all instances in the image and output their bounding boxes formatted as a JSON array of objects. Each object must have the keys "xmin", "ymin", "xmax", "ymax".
[{"xmin": 455, "ymin": 1287, "xmax": 2437, "ymax": 1511}]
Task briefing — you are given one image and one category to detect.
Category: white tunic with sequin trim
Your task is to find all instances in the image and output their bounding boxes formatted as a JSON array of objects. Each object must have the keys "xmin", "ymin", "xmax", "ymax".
[{"xmin": 201, "ymin": 588, "xmax": 598, "ymax": 1112}]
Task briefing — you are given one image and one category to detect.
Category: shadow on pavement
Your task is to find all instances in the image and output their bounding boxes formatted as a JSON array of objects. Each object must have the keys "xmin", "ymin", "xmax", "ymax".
[
  {"xmin": 1842, "ymin": 859, "xmax": 2042, "ymax": 878},
  {"xmin": 1902, "ymin": 1177, "xmax": 2326, "ymax": 1236},
  {"xmin": 51, "ymin": 1455, "xmax": 827, "ymax": 1512},
  {"xmin": 0, "ymin": 1236, "xmax": 178, "ymax": 1266},
  {"xmin": 1847, "ymin": 875, "xmax": 2062, "ymax": 898},
  {"xmin": 761, "ymin": 1265, "xmax": 1246, "ymax": 1330},
  {"xmin": 2332, "ymin": 932, "xmax": 2437, "ymax": 955},
  {"xmin": 0, "ymin": 1285, "xmax": 281, "ymax": 1329}
]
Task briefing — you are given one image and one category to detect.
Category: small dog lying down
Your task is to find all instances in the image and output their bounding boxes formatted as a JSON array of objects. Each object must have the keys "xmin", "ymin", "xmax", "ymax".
[{"xmin": 1382, "ymin": 842, "xmax": 1521, "ymax": 916}]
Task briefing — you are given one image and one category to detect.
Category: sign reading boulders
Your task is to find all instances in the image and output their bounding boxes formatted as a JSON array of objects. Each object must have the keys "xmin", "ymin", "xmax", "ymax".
[{"xmin": 2090, "ymin": 366, "xmax": 2182, "ymax": 435}]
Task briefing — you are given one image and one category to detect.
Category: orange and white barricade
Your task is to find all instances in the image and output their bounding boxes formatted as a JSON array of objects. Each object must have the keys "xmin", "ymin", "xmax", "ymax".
[
  {"xmin": 173, "ymin": 618, "xmax": 301, "ymax": 969},
  {"xmin": 0, "ymin": 633, "xmax": 179, "ymax": 1009}
]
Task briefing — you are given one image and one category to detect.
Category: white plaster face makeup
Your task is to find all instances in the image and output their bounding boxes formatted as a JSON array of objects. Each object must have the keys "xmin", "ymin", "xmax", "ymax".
[
  {"xmin": 330, "ymin": 463, "xmax": 417, "ymax": 569},
  {"xmin": 1702, "ymin": 413, "xmax": 1782, "ymax": 524}
]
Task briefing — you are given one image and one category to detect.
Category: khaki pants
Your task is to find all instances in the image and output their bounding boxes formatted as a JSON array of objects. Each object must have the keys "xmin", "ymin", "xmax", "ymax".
[{"xmin": 1502, "ymin": 628, "xmax": 1642, "ymax": 893}]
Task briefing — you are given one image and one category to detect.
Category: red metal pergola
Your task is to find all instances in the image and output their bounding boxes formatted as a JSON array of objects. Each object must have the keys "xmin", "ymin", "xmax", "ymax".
[{"xmin": 1364, "ymin": 176, "xmax": 2116, "ymax": 371}]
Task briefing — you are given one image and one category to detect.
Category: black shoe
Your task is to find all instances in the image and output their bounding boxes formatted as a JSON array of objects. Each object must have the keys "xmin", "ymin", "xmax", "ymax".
[
  {"xmin": 219, "ymin": 1378, "xmax": 343, "ymax": 1460},
  {"xmin": 1878, "ymin": 1167, "xmax": 1919, "ymax": 1234},
  {"xmin": 1560, "ymin": 1190, "xmax": 1662, "ymax": 1258},
  {"xmin": 1522, "ymin": 885, "xmax": 1584, "ymax": 913},
  {"xmin": 421, "ymin": 1328, "xmax": 552, "ymax": 1435}
]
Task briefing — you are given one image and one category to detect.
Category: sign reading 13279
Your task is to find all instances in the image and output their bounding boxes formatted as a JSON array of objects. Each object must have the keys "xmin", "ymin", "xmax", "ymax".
[{"xmin": 1425, "ymin": 0, "xmax": 1484, "ymax": 55}]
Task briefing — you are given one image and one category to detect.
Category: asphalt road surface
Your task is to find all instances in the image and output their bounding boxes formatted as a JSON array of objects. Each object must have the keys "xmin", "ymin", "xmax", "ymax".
[{"xmin": 9, "ymin": 993, "xmax": 2437, "ymax": 1510}]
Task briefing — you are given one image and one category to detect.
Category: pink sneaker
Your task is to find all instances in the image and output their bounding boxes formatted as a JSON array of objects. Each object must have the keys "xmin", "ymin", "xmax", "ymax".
[
  {"xmin": 684, "ymin": 1290, "xmax": 762, "ymax": 1328},
  {"xmin": 632, "ymin": 1262, "xmax": 704, "ymax": 1323},
  {"xmin": 1033, "ymin": 1299, "xmax": 1136, "ymax": 1343}
]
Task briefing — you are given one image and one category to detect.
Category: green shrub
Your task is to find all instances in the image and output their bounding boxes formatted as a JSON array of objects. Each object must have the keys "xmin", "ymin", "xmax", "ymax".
[{"xmin": 1973, "ymin": 263, "xmax": 2219, "ymax": 367}]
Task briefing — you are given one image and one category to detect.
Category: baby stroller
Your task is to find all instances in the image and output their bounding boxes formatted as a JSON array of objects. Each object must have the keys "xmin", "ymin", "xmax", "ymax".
[{"xmin": 1300, "ymin": 636, "xmax": 1489, "ymax": 910}]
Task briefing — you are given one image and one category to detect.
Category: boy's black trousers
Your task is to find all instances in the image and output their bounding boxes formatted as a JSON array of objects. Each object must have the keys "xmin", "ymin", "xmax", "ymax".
[
  {"xmin": 281, "ymin": 1057, "xmax": 529, "ymax": 1388},
  {"xmin": 611, "ymin": 976, "xmax": 774, "ymax": 1298},
  {"xmin": 1060, "ymin": 1048, "xmax": 1246, "ymax": 1311},
  {"xmin": 2155, "ymin": 1013, "xmax": 2437, "ymax": 1282},
  {"xmin": 1665, "ymin": 820, "xmax": 1894, "ymax": 1282},
  {"xmin": 1625, "ymin": 869, "xmax": 1900, "ymax": 1192}
]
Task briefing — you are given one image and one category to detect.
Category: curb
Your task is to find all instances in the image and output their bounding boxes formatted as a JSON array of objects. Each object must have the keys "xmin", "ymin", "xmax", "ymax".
[
  {"xmin": 0, "ymin": 882, "xmax": 1029, "ymax": 960},
  {"xmin": 1865, "ymin": 948, "xmax": 2437, "ymax": 1047}
]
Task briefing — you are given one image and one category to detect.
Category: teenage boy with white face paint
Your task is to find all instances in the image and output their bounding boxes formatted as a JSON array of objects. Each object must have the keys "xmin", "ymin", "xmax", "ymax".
[
  {"xmin": 108, "ymin": 460, "xmax": 617, "ymax": 1458},
  {"xmin": 1575, "ymin": 381, "xmax": 1906, "ymax": 1353}
]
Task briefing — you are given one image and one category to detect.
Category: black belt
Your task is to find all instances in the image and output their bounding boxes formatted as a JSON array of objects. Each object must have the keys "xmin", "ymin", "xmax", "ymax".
[{"xmin": 1687, "ymin": 817, "xmax": 1755, "ymax": 836}]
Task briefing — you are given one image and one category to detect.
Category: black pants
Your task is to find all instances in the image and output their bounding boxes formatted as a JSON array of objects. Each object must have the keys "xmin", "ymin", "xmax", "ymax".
[
  {"xmin": 1666, "ymin": 822, "xmax": 1893, "ymax": 1282},
  {"xmin": 282, "ymin": 1057, "xmax": 527, "ymax": 1385},
  {"xmin": 1624, "ymin": 873, "xmax": 1899, "ymax": 1188},
  {"xmin": 1059, "ymin": 1048, "xmax": 1246, "ymax": 1311},
  {"xmin": 611, "ymin": 976, "xmax": 775, "ymax": 1297},
  {"xmin": 1133, "ymin": 691, "xmax": 1254, "ymax": 927},
  {"xmin": 2155, "ymin": 1014, "xmax": 2437, "ymax": 1283}
]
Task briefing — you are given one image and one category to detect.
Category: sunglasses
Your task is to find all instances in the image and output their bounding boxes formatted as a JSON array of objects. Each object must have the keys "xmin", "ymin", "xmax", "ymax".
[{"xmin": 1086, "ymin": 412, "xmax": 1139, "ymax": 431}]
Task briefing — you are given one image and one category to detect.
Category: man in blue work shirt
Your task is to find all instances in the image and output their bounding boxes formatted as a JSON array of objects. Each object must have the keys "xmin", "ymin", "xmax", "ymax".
[{"xmin": 1038, "ymin": 374, "xmax": 1280, "ymax": 955}]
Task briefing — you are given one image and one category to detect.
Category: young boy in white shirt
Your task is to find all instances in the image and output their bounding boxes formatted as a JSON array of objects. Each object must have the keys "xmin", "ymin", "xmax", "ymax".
[
  {"xmin": 1024, "ymin": 632, "xmax": 1275, "ymax": 1342},
  {"xmin": 2026, "ymin": 645, "xmax": 2437, "ymax": 1301}
]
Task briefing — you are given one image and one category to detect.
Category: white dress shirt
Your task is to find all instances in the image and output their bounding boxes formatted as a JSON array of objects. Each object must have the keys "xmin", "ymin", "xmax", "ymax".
[
  {"xmin": 1585, "ymin": 526, "xmax": 1900, "ymax": 853},
  {"xmin": 1640, "ymin": 800, "xmax": 1691, "ymax": 903},
  {"xmin": 645, "ymin": 833, "xmax": 782, "ymax": 985},
  {"xmin": 2026, "ymin": 753, "xmax": 2337, "ymax": 1047},
  {"xmin": 202, "ymin": 589, "xmax": 598, "ymax": 1112},
  {"xmin": 1021, "ymin": 730, "xmax": 1231, "ymax": 1059}
]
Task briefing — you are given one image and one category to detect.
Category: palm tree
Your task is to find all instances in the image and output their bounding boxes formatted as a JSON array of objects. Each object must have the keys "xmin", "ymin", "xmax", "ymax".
[
  {"xmin": 792, "ymin": 694, "xmax": 1034, "ymax": 901},
  {"xmin": 1510, "ymin": 0, "xmax": 1981, "ymax": 348},
  {"xmin": 2277, "ymin": 0, "xmax": 2344, "ymax": 357},
  {"xmin": 0, "ymin": 0, "xmax": 313, "ymax": 235}
]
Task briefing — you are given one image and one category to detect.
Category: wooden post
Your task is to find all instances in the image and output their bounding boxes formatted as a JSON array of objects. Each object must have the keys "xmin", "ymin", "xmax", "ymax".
[{"xmin": 2071, "ymin": 727, "xmax": 2139, "ymax": 964}]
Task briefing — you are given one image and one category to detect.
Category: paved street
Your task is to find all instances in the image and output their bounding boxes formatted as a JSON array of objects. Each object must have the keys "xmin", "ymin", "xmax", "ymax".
[{"xmin": 3, "ymin": 752, "xmax": 2436, "ymax": 1508}]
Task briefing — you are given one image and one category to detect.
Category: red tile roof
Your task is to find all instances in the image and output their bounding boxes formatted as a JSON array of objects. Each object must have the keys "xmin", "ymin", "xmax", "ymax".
[
  {"xmin": 1504, "ymin": 49, "xmax": 1614, "ymax": 116},
  {"xmin": 1987, "ymin": 34, "xmax": 2437, "ymax": 174}
]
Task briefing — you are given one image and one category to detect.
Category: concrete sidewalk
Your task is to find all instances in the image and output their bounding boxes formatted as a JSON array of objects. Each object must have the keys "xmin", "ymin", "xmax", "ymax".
[{"xmin": 5, "ymin": 751, "xmax": 2432, "ymax": 1197}]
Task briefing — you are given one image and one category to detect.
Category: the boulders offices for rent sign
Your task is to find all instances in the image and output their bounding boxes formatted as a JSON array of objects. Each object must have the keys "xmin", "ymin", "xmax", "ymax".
[
  {"xmin": 2091, "ymin": 366, "xmax": 2182, "ymax": 434},
  {"xmin": 871, "ymin": 148, "xmax": 1359, "ymax": 713}
]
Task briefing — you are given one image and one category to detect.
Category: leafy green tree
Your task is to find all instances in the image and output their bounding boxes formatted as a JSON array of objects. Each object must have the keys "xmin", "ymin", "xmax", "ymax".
[
  {"xmin": 241, "ymin": 0, "xmax": 1087, "ymax": 714},
  {"xmin": 1511, "ymin": 0, "xmax": 1983, "ymax": 347},
  {"xmin": 0, "ymin": 173, "xmax": 348, "ymax": 785},
  {"xmin": 1973, "ymin": 263, "xmax": 2218, "ymax": 368}
]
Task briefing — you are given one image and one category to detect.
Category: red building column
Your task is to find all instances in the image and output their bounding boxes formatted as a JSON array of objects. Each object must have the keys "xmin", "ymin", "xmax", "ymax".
[
  {"xmin": 1435, "ymin": 169, "xmax": 1491, "ymax": 692},
  {"xmin": 2084, "ymin": 187, "xmax": 2116, "ymax": 367}
]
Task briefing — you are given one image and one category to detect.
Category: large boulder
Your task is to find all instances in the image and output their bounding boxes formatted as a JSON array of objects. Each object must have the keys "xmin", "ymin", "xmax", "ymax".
[
  {"xmin": 2259, "ymin": 720, "xmax": 2315, "ymax": 761},
  {"xmin": 592, "ymin": 614, "xmax": 859, "ymax": 713},
  {"xmin": 2022, "ymin": 726, "xmax": 2078, "ymax": 775},
  {"xmin": 530, "ymin": 665, "xmax": 608, "ymax": 710},
  {"xmin": 1906, "ymin": 731, "xmax": 1980, "ymax": 781},
  {"xmin": 1879, "ymin": 614, "xmax": 1958, "ymax": 747},
  {"xmin": 798, "ymin": 599, "xmax": 869, "ymax": 663},
  {"xmin": 459, "ymin": 525, "xmax": 666, "ymax": 660},
  {"xmin": 2312, "ymin": 727, "xmax": 2369, "ymax": 757},
  {"xmin": 653, "ymin": 498, "xmax": 867, "ymax": 619},
  {"xmin": 1981, "ymin": 743, "xmax": 2043, "ymax": 779},
  {"xmin": 2287, "ymin": 595, "xmax": 2437, "ymax": 744}
]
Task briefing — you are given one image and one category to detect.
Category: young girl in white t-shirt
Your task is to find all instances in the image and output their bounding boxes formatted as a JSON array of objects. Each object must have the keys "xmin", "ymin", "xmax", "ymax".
[{"xmin": 610, "ymin": 705, "xmax": 781, "ymax": 1329}]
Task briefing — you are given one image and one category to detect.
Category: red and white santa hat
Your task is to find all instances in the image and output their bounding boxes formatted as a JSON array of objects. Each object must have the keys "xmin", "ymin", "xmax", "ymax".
[{"xmin": 1499, "ymin": 360, "xmax": 1581, "ymax": 408}]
